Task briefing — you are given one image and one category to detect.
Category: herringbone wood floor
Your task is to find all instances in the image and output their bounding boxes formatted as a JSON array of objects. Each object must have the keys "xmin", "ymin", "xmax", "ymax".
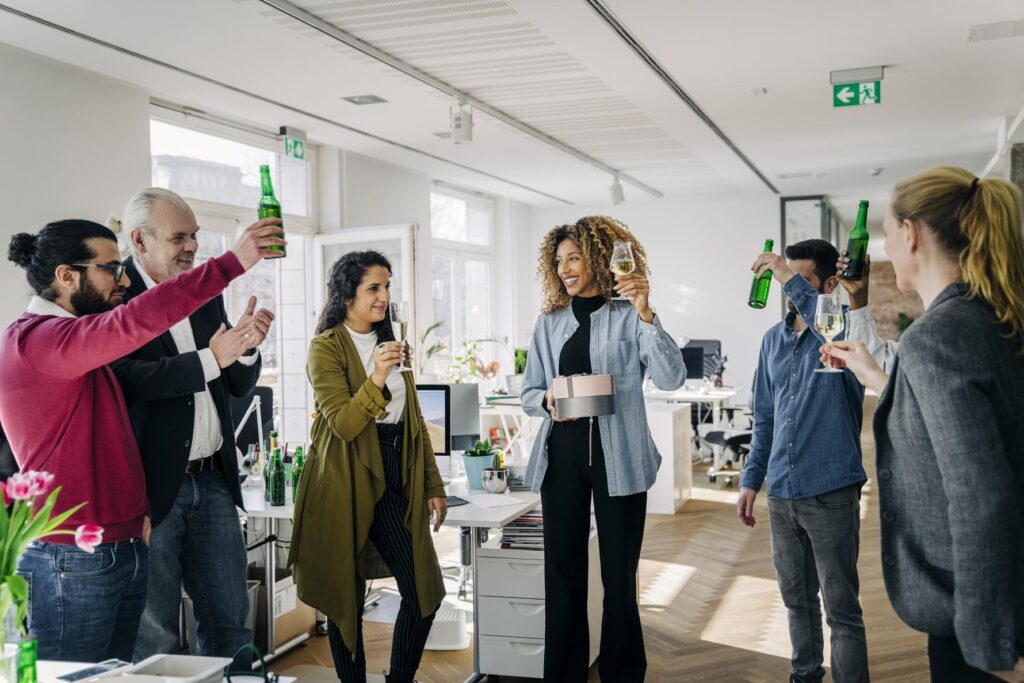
[{"xmin": 276, "ymin": 401, "xmax": 930, "ymax": 681}]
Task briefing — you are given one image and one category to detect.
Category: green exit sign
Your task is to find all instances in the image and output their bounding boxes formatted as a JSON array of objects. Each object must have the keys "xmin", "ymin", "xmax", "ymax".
[
  {"xmin": 833, "ymin": 81, "xmax": 881, "ymax": 107},
  {"xmin": 284, "ymin": 136, "xmax": 305, "ymax": 160}
]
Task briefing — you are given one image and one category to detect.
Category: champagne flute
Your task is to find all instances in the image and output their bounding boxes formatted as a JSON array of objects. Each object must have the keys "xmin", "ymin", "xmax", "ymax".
[
  {"xmin": 814, "ymin": 293, "xmax": 845, "ymax": 373},
  {"xmin": 389, "ymin": 301, "xmax": 413, "ymax": 372},
  {"xmin": 609, "ymin": 241, "xmax": 636, "ymax": 301}
]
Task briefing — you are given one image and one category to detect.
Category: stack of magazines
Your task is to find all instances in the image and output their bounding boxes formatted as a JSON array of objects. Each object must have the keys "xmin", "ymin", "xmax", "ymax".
[{"xmin": 500, "ymin": 511, "xmax": 545, "ymax": 550}]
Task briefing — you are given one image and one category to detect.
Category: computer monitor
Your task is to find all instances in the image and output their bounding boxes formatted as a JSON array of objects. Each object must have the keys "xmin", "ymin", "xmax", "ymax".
[
  {"xmin": 448, "ymin": 383, "xmax": 481, "ymax": 451},
  {"xmin": 685, "ymin": 339, "xmax": 722, "ymax": 379},
  {"xmin": 680, "ymin": 347, "xmax": 705, "ymax": 380},
  {"xmin": 415, "ymin": 385, "xmax": 450, "ymax": 456}
]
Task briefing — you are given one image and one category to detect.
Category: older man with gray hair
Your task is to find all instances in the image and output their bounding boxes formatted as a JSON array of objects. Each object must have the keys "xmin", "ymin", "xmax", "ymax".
[{"xmin": 110, "ymin": 187, "xmax": 274, "ymax": 665}]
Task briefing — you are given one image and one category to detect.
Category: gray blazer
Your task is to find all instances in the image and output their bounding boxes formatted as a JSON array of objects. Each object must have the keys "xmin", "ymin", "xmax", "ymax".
[{"xmin": 874, "ymin": 282, "xmax": 1024, "ymax": 671}]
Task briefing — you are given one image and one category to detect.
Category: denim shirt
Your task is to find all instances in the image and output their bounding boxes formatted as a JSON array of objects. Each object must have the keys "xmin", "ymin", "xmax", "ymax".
[
  {"xmin": 521, "ymin": 300, "xmax": 686, "ymax": 496},
  {"xmin": 740, "ymin": 275, "xmax": 867, "ymax": 499}
]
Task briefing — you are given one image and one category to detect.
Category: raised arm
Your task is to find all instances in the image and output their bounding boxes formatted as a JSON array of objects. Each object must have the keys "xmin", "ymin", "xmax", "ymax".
[
  {"xmin": 18, "ymin": 218, "xmax": 283, "ymax": 379},
  {"xmin": 634, "ymin": 313, "xmax": 685, "ymax": 390},
  {"xmin": 307, "ymin": 336, "xmax": 390, "ymax": 443}
]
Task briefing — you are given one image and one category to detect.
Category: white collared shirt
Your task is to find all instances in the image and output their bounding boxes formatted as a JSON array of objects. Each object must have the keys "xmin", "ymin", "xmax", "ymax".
[{"xmin": 136, "ymin": 263, "xmax": 259, "ymax": 461}]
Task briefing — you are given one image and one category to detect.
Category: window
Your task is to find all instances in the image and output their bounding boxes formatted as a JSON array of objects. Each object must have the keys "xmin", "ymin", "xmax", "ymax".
[
  {"xmin": 429, "ymin": 187, "xmax": 496, "ymax": 370},
  {"xmin": 150, "ymin": 119, "xmax": 309, "ymax": 217}
]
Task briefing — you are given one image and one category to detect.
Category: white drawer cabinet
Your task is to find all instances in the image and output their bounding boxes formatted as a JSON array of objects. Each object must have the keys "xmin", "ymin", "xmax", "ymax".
[{"xmin": 475, "ymin": 527, "xmax": 602, "ymax": 678}]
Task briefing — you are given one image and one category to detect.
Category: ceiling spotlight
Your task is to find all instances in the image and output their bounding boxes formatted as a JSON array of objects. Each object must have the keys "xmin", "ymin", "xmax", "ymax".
[
  {"xmin": 450, "ymin": 99, "xmax": 473, "ymax": 144},
  {"xmin": 610, "ymin": 176, "xmax": 625, "ymax": 205},
  {"xmin": 749, "ymin": 87, "xmax": 769, "ymax": 96},
  {"xmin": 868, "ymin": 167, "xmax": 883, "ymax": 176}
]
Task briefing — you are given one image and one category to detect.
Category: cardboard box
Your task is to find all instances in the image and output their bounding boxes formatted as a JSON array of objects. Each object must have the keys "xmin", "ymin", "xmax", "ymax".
[{"xmin": 249, "ymin": 567, "xmax": 316, "ymax": 651}]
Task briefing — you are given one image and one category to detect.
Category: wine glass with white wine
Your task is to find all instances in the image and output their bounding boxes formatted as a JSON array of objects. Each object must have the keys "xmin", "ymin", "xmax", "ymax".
[
  {"xmin": 609, "ymin": 241, "xmax": 636, "ymax": 301},
  {"xmin": 389, "ymin": 301, "xmax": 413, "ymax": 372},
  {"xmin": 814, "ymin": 293, "xmax": 844, "ymax": 373}
]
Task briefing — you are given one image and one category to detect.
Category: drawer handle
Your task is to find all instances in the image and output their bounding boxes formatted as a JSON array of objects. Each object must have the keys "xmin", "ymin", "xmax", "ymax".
[
  {"xmin": 508, "ymin": 563, "xmax": 543, "ymax": 575},
  {"xmin": 508, "ymin": 602, "xmax": 545, "ymax": 616},
  {"xmin": 510, "ymin": 642, "xmax": 545, "ymax": 656}
]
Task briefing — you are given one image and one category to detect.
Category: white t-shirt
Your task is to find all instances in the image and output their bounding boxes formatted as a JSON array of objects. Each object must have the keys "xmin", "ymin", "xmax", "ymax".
[{"xmin": 345, "ymin": 325, "xmax": 406, "ymax": 424}]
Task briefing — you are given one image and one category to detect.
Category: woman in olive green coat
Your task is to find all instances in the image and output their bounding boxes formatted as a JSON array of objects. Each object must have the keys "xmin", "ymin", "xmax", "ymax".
[{"xmin": 288, "ymin": 250, "xmax": 448, "ymax": 683}]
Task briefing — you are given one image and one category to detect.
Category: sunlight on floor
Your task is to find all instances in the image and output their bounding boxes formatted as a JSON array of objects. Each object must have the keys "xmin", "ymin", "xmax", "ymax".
[
  {"xmin": 639, "ymin": 558, "xmax": 697, "ymax": 611},
  {"xmin": 700, "ymin": 574, "xmax": 832, "ymax": 664}
]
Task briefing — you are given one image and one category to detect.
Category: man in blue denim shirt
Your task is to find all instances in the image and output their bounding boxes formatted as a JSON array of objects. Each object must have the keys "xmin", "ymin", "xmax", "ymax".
[{"xmin": 737, "ymin": 239, "xmax": 869, "ymax": 683}]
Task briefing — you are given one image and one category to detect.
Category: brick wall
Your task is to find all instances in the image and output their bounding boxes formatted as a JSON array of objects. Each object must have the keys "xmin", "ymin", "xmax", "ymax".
[{"xmin": 865, "ymin": 260, "xmax": 923, "ymax": 340}]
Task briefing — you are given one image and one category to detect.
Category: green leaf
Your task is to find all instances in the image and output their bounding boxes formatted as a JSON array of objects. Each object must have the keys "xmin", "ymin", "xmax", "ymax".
[{"xmin": 4, "ymin": 574, "xmax": 26, "ymax": 605}]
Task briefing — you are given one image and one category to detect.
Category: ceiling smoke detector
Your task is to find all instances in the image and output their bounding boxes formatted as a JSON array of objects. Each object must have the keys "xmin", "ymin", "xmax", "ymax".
[
  {"xmin": 749, "ymin": 87, "xmax": 769, "ymax": 96},
  {"xmin": 868, "ymin": 167, "xmax": 884, "ymax": 176}
]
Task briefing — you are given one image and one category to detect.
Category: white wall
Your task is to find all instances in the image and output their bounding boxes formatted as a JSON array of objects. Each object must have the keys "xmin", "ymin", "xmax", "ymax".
[
  {"xmin": 0, "ymin": 42, "xmax": 151, "ymax": 327},
  {"xmin": 516, "ymin": 194, "xmax": 783, "ymax": 404}
]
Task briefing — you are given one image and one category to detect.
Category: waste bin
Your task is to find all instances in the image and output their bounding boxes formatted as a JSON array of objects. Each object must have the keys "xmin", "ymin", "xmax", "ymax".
[{"xmin": 182, "ymin": 579, "xmax": 260, "ymax": 654}]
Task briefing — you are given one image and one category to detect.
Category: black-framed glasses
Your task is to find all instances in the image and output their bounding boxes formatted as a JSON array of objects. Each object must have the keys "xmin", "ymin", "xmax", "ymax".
[{"xmin": 71, "ymin": 262, "xmax": 127, "ymax": 281}]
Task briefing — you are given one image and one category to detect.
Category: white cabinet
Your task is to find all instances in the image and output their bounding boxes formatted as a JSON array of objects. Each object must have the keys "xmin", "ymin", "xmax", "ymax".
[
  {"xmin": 476, "ymin": 528, "xmax": 602, "ymax": 678},
  {"xmin": 645, "ymin": 402, "xmax": 692, "ymax": 514}
]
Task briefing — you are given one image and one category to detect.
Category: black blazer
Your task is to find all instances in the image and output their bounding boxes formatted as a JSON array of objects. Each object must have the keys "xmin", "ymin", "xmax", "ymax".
[{"xmin": 111, "ymin": 258, "xmax": 261, "ymax": 526}]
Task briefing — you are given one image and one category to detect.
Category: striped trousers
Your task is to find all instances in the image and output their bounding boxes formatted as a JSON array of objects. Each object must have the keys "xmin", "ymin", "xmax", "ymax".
[{"xmin": 327, "ymin": 421, "xmax": 437, "ymax": 683}]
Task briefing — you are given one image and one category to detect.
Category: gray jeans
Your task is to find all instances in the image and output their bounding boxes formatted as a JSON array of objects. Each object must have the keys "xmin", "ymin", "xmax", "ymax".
[{"xmin": 768, "ymin": 484, "xmax": 869, "ymax": 683}]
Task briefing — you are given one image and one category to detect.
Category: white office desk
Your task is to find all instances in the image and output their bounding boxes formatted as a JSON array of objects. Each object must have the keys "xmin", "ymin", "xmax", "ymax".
[
  {"xmin": 645, "ymin": 387, "xmax": 737, "ymax": 427},
  {"xmin": 36, "ymin": 660, "xmax": 297, "ymax": 682},
  {"xmin": 240, "ymin": 486, "xmax": 306, "ymax": 662},
  {"xmin": 442, "ymin": 483, "xmax": 541, "ymax": 683}
]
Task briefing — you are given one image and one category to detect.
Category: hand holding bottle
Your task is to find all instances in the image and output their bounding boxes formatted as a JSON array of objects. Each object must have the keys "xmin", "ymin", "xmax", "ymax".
[
  {"xmin": 231, "ymin": 218, "xmax": 286, "ymax": 269},
  {"xmin": 750, "ymin": 252, "xmax": 795, "ymax": 286},
  {"xmin": 837, "ymin": 252, "xmax": 871, "ymax": 309}
]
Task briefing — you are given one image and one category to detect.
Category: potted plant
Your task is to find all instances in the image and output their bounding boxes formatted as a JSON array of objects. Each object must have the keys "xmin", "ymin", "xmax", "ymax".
[
  {"xmin": 446, "ymin": 337, "xmax": 505, "ymax": 399},
  {"xmin": 462, "ymin": 439, "xmax": 500, "ymax": 491},
  {"xmin": 506, "ymin": 347, "xmax": 528, "ymax": 396},
  {"xmin": 0, "ymin": 470, "xmax": 103, "ymax": 681}
]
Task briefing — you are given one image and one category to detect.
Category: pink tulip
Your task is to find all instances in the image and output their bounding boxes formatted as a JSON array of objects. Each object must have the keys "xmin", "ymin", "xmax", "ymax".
[
  {"xmin": 27, "ymin": 471, "xmax": 54, "ymax": 498},
  {"xmin": 74, "ymin": 524, "xmax": 104, "ymax": 553},
  {"xmin": 5, "ymin": 473, "xmax": 36, "ymax": 500}
]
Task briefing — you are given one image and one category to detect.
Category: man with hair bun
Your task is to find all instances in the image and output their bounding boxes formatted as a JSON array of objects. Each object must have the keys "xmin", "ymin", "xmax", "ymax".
[{"xmin": 0, "ymin": 215, "xmax": 282, "ymax": 661}]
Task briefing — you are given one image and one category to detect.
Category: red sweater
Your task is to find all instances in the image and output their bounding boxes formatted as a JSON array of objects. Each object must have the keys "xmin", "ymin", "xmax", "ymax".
[{"xmin": 0, "ymin": 252, "xmax": 245, "ymax": 542}]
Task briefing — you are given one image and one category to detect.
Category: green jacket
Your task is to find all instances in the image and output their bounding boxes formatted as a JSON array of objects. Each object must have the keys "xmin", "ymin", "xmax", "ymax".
[{"xmin": 287, "ymin": 324, "xmax": 446, "ymax": 655}]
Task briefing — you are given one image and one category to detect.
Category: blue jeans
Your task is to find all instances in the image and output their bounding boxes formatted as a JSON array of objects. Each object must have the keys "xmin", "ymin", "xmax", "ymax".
[
  {"xmin": 134, "ymin": 470, "xmax": 251, "ymax": 666},
  {"xmin": 17, "ymin": 538, "xmax": 148, "ymax": 661}
]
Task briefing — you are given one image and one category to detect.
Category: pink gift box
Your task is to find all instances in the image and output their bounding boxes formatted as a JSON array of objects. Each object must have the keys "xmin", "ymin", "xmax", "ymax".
[{"xmin": 552, "ymin": 374, "xmax": 616, "ymax": 419}]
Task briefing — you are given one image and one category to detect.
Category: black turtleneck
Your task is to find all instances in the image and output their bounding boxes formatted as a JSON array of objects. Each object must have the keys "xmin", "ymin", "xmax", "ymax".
[{"xmin": 558, "ymin": 294, "xmax": 605, "ymax": 376}]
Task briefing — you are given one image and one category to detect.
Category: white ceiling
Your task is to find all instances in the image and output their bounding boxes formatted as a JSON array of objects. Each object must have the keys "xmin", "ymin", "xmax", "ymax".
[{"xmin": 1, "ymin": 0, "xmax": 1021, "ymax": 223}]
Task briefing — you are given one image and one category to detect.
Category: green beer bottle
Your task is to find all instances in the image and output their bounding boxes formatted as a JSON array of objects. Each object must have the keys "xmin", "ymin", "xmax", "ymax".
[
  {"xmin": 269, "ymin": 449, "xmax": 286, "ymax": 507},
  {"xmin": 291, "ymin": 446, "xmax": 304, "ymax": 492},
  {"xmin": 843, "ymin": 200, "xmax": 870, "ymax": 281},
  {"xmin": 258, "ymin": 165, "xmax": 285, "ymax": 257},
  {"xmin": 17, "ymin": 635, "xmax": 36, "ymax": 683},
  {"xmin": 748, "ymin": 238, "xmax": 775, "ymax": 309}
]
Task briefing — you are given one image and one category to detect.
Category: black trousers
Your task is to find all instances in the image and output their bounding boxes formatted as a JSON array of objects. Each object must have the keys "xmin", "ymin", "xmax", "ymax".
[
  {"xmin": 928, "ymin": 635, "xmax": 1003, "ymax": 682},
  {"xmin": 327, "ymin": 422, "xmax": 437, "ymax": 683},
  {"xmin": 542, "ymin": 419, "xmax": 648, "ymax": 683}
]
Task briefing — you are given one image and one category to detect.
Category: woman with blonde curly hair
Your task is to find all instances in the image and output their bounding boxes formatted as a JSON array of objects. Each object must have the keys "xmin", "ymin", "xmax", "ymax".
[{"xmin": 520, "ymin": 216, "xmax": 686, "ymax": 682}]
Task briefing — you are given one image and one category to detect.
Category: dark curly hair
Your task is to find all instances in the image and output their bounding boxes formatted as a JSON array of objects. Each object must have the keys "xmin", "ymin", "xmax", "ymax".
[
  {"xmin": 315, "ymin": 250, "xmax": 394, "ymax": 336},
  {"xmin": 537, "ymin": 215, "xmax": 649, "ymax": 314},
  {"xmin": 8, "ymin": 219, "xmax": 118, "ymax": 301}
]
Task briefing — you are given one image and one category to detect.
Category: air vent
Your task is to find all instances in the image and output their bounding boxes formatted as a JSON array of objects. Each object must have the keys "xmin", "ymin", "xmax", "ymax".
[
  {"xmin": 968, "ymin": 19, "xmax": 1024, "ymax": 42},
  {"xmin": 341, "ymin": 94, "xmax": 388, "ymax": 105}
]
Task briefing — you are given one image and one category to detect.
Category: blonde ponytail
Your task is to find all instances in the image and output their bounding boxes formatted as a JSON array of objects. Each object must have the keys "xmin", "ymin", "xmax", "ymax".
[{"xmin": 892, "ymin": 166, "xmax": 1024, "ymax": 350}]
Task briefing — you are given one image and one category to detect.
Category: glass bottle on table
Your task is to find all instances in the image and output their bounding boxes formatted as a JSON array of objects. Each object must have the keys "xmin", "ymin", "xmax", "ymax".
[
  {"xmin": 269, "ymin": 448, "xmax": 286, "ymax": 507},
  {"xmin": 842, "ymin": 200, "xmax": 870, "ymax": 281},
  {"xmin": 390, "ymin": 301, "xmax": 413, "ymax": 372},
  {"xmin": 291, "ymin": 446, "xmax": 305, "ymax": 493},
  {"xmin": 257, "ymin": 164, "xmax": 286, "ymax": 258},
  {"xmin": 609, "ymin": 241, "xmax": 636, "ymax": 301},
  {"xmin": 814, "ymin": 292, "xmax": 845, "ymax": 373},
  {"xmin": 748, "ymin": 238, "xmax": 774, "ymax": 309}
]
